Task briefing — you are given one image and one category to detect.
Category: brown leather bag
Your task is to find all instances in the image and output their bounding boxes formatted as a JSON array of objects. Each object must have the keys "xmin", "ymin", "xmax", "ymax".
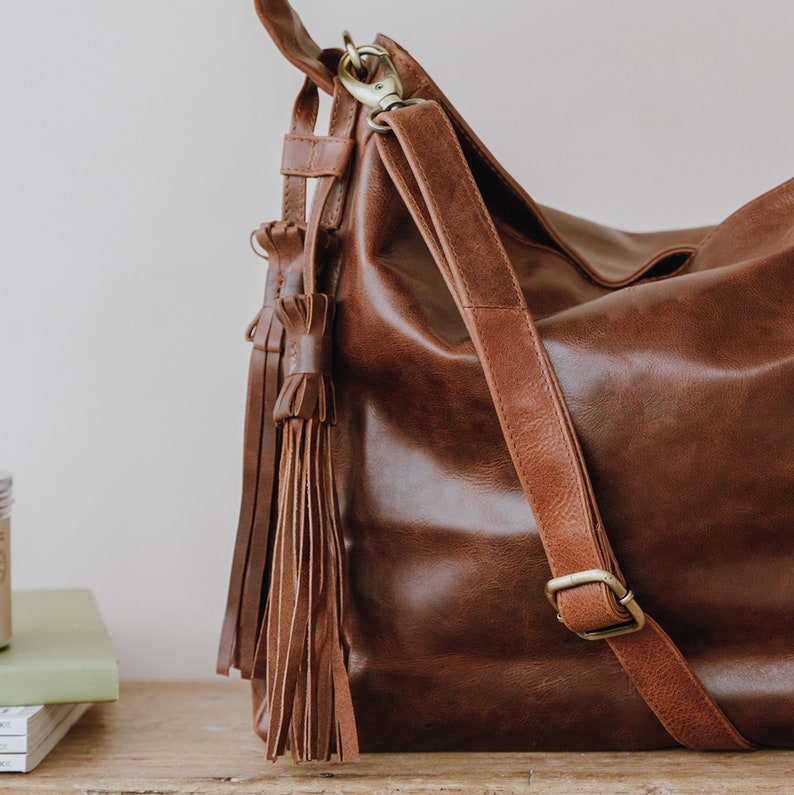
[{"xmin": 218, "ymin": 0, "xmax": 794, "ymax": 761}]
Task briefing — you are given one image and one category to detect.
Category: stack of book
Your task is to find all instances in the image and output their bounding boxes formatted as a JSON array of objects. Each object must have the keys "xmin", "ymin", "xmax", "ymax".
[{"xmin": 0, "ymin": 589, "xmax": 118, "ymax": 773}]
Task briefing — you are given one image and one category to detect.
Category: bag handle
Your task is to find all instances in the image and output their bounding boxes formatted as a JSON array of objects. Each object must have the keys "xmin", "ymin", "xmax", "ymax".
[
  {"xmin": 254, "ymin": 0, "xmax": 337, "ymax": 93},
  {"xmin": 374, "ymin": 99, "xmax": 754, "ymax": 751}
]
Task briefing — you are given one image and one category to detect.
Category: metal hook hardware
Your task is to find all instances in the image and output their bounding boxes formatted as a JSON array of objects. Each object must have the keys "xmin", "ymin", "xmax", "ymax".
[
  {"xmin": 337, "ymin": 34, "xmax": 424, "ymax": 132},
  {"xmin": 342, "ymin": 31, "xmax": 365, "ymax": 79}
]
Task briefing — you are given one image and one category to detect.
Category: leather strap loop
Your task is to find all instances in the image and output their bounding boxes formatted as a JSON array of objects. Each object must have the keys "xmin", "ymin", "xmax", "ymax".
[
  {"xmin": 284, "ymin": 333, "xmax": 332, "ymax": 377},
  {"xmin": 282, "ymin": 134, "xmax": 356, "ymax": 179},
  {"xmin": 375, "ymin": 99, "xmax": 755, "ymax": 751}
]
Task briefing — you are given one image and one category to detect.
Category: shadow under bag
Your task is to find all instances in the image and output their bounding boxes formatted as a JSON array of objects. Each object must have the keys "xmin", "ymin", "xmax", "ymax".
[{"xmin": 218, "ymin": 0, "xmax": 794, "ymax": 762}]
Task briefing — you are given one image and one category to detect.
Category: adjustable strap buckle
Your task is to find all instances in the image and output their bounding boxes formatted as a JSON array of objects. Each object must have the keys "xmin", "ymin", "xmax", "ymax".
[{"xmin": 545, "ymin": 569, "xmax": 646, "ymax": 641}]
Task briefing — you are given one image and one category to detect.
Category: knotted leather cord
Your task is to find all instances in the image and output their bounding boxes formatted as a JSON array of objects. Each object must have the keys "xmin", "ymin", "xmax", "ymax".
[{"xmin": 376, "ymin": 100, "xmax": 754, "ymax": 751}]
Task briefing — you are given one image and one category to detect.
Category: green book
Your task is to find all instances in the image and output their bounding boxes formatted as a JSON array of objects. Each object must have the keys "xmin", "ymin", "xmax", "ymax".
[{"xmin": 0, "ymin": 590, "xmax": 118, "ymax": 706}]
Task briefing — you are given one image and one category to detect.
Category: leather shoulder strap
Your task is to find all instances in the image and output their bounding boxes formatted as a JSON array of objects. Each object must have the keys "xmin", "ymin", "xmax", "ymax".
[{"xmin": 375, "ymin": 100, "xmax": 753, "ymax": 751}]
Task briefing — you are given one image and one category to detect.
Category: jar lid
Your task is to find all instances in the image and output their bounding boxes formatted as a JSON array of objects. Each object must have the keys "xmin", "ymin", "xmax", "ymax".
[{"xmin": 0, "ymin": 472, "xmax": 11, "ymax": 497}]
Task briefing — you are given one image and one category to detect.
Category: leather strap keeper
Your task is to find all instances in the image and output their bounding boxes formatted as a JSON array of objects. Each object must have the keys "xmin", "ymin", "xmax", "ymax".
[
  {"xmin": 282, "ymin": 134, "xmax": 355, "ymax": 179},
  {"xmin": 284, "ymin": 333, "xmax": 332, "ymax": 377}
]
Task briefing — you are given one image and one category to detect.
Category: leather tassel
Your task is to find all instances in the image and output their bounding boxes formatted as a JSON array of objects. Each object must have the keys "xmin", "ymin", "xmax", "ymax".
[
  {"xmin": 217, "ymin": 223, "xmax": 305, "ymax": 679},
  {"xmin": 257, "ymin": 292, "xmax": 359, "ymax": 762}
]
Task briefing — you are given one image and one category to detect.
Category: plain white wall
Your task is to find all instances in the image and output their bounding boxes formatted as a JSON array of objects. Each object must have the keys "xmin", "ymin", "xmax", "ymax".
[{"xmin": 1, "ymin": 1, "xmax": 792, "ymax": 679}]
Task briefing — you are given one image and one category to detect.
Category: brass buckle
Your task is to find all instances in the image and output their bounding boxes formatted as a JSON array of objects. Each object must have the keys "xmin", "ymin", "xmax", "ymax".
[{"xmin": 544, "ymin": 569, "xmax": 646, "ymax": 641}]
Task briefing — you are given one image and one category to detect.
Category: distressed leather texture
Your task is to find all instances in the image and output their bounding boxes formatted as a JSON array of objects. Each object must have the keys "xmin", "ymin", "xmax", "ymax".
[{"xmin": 223, "ymin": 1, "xmax": 794, "ymax": 753}]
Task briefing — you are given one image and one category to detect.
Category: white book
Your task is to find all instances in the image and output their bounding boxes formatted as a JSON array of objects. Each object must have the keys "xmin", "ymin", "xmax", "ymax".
[
  {"xmin": 0, "ymin": 703, "xmax": 75, "ymax": 742},
  {"xmin": 0, "ymin": 704, "xmax": 84, "ymax": 752},
  {"xmin": 0, "ymin": 735, "xmax": 31, "ymax": 754},
  {"xmin": 0, "ymin": 703, "xmax": 91, "ymax": 773}
]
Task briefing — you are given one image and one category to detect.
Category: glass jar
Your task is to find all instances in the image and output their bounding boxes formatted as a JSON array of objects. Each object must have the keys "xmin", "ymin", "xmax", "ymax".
[{"xmin": 0, "ymin": 473, "xmax": 12, "ymax": 648}]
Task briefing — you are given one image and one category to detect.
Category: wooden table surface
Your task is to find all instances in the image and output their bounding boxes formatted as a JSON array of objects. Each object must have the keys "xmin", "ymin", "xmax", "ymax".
[{"xmin": 0, "ymin": 681, "xmax": 791, "ymax": 794}]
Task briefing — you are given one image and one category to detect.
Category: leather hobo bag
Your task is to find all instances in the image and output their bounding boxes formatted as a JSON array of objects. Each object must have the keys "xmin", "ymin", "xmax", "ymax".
[{"xmin": 218, "ymin": 0, "xmax": 794, "ymax": 761}]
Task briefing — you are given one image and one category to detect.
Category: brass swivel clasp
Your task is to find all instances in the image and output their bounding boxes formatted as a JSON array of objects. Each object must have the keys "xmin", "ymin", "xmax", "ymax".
[{"xmin": 338, "ymin": 32, "xmax": 424, "ymax": 132}]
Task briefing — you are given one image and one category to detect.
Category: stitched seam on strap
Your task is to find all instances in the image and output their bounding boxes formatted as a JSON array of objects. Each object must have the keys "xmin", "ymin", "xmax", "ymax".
[
  {"xmin": 327, "ymin": 96, "xmax": 358, "ymax": 228},
  {"xmin": 284, "ymin": 176, "xmax": 298, "ymax": 222},
  {"xmin": 609, "ymin": 620, "xmax": 753, "ymax": 749},
  {"xmin": 307, "ymin": 139, "xmax": 317, "ymax": 172},
  {"xmin": 400, "ymin": 118, "xmax": 523, "ymax": 308},
  {"xmin": 285, "ymin": 90, "xmax": 309, "ymax": 222},
  {"xmin": 291, "ymin": 89, "xmax": 306, "ymax": 135},
  {"xmin": 329, "ymin": 84, "xmax": 342, "ymax": 139},
  {"xmin": 286, "ymin": 134, "xmax": 353, "ymax": 145},
  {"xmin": 468, "ymin": 308, "xmax": 558, "ymax": 574},
  {"xmin": 377, "ymin": 139, "xmax": 454, "ymax": 286},
  {"xmin": 640, "ymin": 621, "xmax": 752, "ymax": 746},
  {"xmin": 396, "ymin": 137, "xmax": 476, "ymax": 310},
  {"xmin": 282, "ymin": 165, "xmax": 343, "ymax": 177}
]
